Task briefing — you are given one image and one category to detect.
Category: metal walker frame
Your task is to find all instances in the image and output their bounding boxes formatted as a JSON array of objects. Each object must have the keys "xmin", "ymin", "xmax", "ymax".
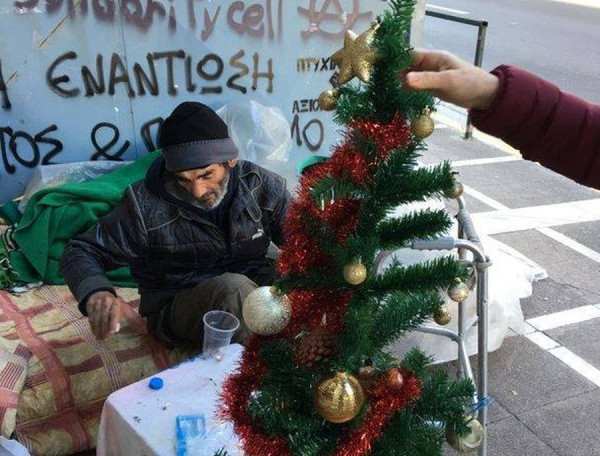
[{"xmin": 373, "ymin": 195, "xmax": 492, "ymax": 456}]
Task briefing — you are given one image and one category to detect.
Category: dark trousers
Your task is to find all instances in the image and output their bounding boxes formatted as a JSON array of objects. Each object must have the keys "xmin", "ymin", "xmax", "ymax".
[{"xmin": 147, "ymin": 272, "xmax": 258, "ymax": 348}]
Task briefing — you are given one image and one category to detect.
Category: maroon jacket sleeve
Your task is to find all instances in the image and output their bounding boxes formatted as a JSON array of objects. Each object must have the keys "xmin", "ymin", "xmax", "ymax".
[{"xmin": 470, "ymin": 65, "xmax": 600, "ymax": 189}]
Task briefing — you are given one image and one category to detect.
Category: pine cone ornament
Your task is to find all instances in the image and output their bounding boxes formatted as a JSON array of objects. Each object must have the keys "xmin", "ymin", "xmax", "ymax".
[{"xmin": 295, "ymin": 327, "xmax": 338, "ymax": 367}]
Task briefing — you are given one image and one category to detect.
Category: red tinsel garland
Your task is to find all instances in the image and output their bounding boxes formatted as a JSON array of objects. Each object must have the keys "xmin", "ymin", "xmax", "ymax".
[
  {"xmin": 300, "ymin": 113, "xmax": 411, "ymax": 190},
  {"xmin": 334, "ymin": 370, "xmax": 422, "ymax": 456},
  {"xmin": 219, "ymin": 336, "xmax": 293, "ymax": 456},
  {"xmin": 277, "ymin": 193, "xmax": 361, "ymax": 273},
  {"xmin": 278, "ymin": 230, "xmax": 329, "ymax": 275},
  {"xmin": 350, "ymin": 113, "xmax": 412, "ymax": 163},
  {"xmin": 220, "ymin": 113, "xmax": 419, "ymax": 455},
  {"xmin": 294, "ymin": 190, "xmax": 321, "ymax": 220},
  {"xmin": 319, "ymin": 198, "xmax": 361, "ymax": 243},
  {"xmin": 299, "ymin": 159, "xmax": 332, "ymax": 189},
  {"xmin": 221, "ymin": 358, "xmax": 422, "ymax": 456},
  {"xmin": 327, "ymin": 144, "xmax": 371, "ymax": 186},
  {"xmin": 277, "ymin": 203, "xmax": 331, "ymax": 276},
  {"xmin": 285, "ymin": 115, "xmax": 411, "ymax": 252},
  {"xmin": 282, "ymin": 289, "xmax": 353, "ymax": 336}
]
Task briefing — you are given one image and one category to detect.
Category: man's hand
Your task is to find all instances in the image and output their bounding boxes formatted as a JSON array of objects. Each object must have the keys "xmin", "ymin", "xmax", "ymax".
[
  {"xmin": 86, "ymin": 291, "xmax": 123, "ymax": 341},
  {"xmin": 404, "ymin": 50, "xmax": 500, "ymax": 110}
]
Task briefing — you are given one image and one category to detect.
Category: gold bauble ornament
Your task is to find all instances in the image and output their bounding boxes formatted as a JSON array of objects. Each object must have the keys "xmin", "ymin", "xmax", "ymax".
[
  {"xmin": 448, "ymin": 278, "xmax": 470, "ymax": 303},
  {"xmin": 446, "ymin": 418, "xmax": 484, "ymax": 453},
  {"xmin": 343, "ymin": 261, "xmax": 368, "ymax": 286},
  {"xmin": 444, "ymin": 181, "xmax": 464, "ymax": 199},
  {"xmin": 331, "ymin": 25, "xmax": 379, "ymax": 85},
  {"xmin": 314, "ymin": 372, "xmax": 365, "ymax": 423},
  {"xmin": 242, "ymin": 286, "xmax": 291, "ymax": 335},
  {"xmin": 434, "ymin": 307, "xmax": 452, "ymax": 326},
  {"xmin": 411, "ymin": 111, "xmax": 435, "ymax": 139},
  {"xmin": 318, "ymin": 89, "xmax": 339, "ymax": 111}
]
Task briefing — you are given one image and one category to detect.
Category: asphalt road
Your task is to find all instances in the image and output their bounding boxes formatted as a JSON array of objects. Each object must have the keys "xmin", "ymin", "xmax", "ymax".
[{"xmin": 423, "ymin": 0, "xmax": 600, "ymax": 104}]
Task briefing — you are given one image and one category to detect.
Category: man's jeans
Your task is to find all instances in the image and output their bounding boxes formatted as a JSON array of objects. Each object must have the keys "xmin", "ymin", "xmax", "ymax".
[{"xmin": 146, "ymin": 272, "xmax": 258, "ymax": 348}]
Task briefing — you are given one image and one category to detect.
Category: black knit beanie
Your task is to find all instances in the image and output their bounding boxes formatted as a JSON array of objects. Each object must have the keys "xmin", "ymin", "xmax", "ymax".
[{"xmin": 158, "ymin": 102, "xmax": 238, "ymax": 172}]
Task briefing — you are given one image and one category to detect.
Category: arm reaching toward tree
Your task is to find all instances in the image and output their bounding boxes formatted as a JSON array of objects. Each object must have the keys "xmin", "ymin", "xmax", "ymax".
[
  {"xmin": 405, "ymin": 50, "xmax": 500, "ymax": 110},
  {"xmin": 405, "ymin": 50, "xmax": 600, "ymax": 190}
]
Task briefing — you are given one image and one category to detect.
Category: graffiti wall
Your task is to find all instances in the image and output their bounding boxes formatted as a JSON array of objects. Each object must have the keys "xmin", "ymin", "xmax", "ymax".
[{"xmin": 0, "ymin": 0, "xmax": 393, "ymax": 202}]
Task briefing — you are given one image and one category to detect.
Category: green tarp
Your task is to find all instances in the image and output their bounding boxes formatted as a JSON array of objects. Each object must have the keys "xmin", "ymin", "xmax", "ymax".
[{"xmin": 9, "ymin": 152, "xmax": 160, "ymax": 286}]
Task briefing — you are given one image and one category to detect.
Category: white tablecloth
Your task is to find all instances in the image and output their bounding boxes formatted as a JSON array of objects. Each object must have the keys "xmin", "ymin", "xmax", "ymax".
[{"xmin": 97, "ymin": 344, "xmax": 243, "ymax": 456}]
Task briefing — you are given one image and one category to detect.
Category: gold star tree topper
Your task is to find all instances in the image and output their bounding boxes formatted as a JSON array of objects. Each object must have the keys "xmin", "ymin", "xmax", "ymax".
[{"xmin": 331, "ymin": 24, "xmax": 380, "ymax": 85}]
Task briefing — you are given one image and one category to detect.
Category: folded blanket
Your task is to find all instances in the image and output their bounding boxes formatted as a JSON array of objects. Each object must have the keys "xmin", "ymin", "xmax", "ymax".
[
  {"xmin": 7, "ymin": 152, "xmax": 159, "ymax": 287},
  {"xmin": 0, "ymin": 285, "xmax": 192, "ymax": 456}
]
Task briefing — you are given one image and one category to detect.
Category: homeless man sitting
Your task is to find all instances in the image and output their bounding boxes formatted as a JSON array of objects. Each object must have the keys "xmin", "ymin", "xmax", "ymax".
[{"xmin": 59, "ymin": 102, "xmax": 291, "ymax": 346}]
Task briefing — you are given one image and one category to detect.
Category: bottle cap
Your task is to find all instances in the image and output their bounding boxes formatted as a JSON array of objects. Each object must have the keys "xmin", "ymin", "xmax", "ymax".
[{"xmin": 149, "ymin": 377, "xmax": 164, "ymax": 390}]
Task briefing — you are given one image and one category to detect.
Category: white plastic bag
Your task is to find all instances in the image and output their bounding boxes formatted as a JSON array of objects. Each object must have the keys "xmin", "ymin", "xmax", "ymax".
[
  {"xmin": 217, "ymin": 101, "xmax": 295, "ymax": 185},
  {"xmin": 382, "ymin": 198, "xmax": 546, "ymax": 363},
  {"xmin": 0, "ymin": 437, "xmax": 31, "ymax": 456},
  {"xmin": 18, "ymin": 161, "xmax": 131, "ymax": 212}
]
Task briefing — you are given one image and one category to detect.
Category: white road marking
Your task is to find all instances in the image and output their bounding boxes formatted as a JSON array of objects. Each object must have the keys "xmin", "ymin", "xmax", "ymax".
[
  {"xmin": 471, "ymin": 199, "xmax": 600, "ymax": 236},
  {"xmin": 463, "ymin": 185, "xmax": 509, "ymax": 211},
  {"xmin": 537, "ymin": 227, "xmax": 600, "ymax": 264},
  {"xmin": 526, "ymin": 305, "xmax": 600, "ymax": 331},
  {"xmin": 427, "ymin": 4, "xmax": 470, "ymax": 15},
  {"xmin": 432, "ymin": 117, "xmax": 600, "ymax": 391},
  {"xmin": 526, "ymin": 332, "xmax": 560, "ymax": 350},
  {"xmin": 544, "ymin": 0, "xmax": 600, "ymax": 9},
  {"xmin": 549, "ymin": 347, "xmax": 600, "ymax": 387},
  {"xmin": 527, "ymin": 332, "xmax": 600, "ymax": 387},
  {"xmin": 452, "ymin": 156, "xmax": 522, "ymax": 167}
]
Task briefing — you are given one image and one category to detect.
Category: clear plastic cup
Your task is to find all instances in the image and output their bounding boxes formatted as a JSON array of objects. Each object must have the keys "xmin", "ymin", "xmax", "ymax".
[{"xmin": 202, "ymin": 311, "xmax": 240, "ymax": 361}]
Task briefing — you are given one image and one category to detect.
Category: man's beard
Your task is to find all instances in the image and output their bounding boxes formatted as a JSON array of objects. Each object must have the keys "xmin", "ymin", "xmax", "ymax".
[{"xmin": 196, "ymin": 169, "xmax": 230, "ymax": 210}]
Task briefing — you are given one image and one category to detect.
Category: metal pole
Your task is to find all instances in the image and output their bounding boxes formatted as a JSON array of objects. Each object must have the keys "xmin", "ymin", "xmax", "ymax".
[
  {"xmin": 413, "ymin": 326, "xmax": 475, "ymax": 384},
  {"xmin": 476, "ymin": 257, "xmax": 491, "ymax": 456},
  {"xmin": 457, "ymin": 233, "xmax": 467, "ymax": 379},
  {"xmin": 425, "ymin": 10, "xmax": 484, "ymax": 27},
  {"xmin": 457, "ymin": 196, "xmax": 468, "ymax": 378},
  {"xmin": 473, "ymin": 23, "xmax": 489, "ymax": 76},
  {"xmin": 398, "ymin": 214, "xmax": 492, "ymax": 455},
  {"xmin": 445, "ymin": 238, "xmax": 490, "ymax": 456},
  {"xmin": 465, "ymin": 21, "xmax": 489, "ymax": 139},
  {"xmin": 457, "ymin": 299, "xmax": 467, "ymax": 379},
  {"xmin": 425, "ymin": 10, "xmax": 489, "ymax": 140}
]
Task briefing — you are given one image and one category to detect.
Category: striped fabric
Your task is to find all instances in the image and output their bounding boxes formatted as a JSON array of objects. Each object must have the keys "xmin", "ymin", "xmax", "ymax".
[{"xmin": 0, "ymin": 285, "xmax": 192, "ymax": 456}]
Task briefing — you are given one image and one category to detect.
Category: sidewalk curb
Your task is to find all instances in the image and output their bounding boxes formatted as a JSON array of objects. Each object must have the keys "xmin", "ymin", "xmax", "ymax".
[{"xmin": 433, "ymin": 111, "xmax": 522, "ymax": 158}]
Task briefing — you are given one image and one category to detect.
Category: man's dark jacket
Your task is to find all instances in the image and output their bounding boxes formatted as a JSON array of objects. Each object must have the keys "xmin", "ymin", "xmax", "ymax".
[{"xmin": 59, "ymin": 158, "xmax": 291, "ymax": 317}]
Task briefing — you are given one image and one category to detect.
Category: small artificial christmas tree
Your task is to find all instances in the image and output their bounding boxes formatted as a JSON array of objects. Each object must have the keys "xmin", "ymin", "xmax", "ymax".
[{"xmin": 220, "ymin": 1, "xmax": 479, "ymax": 454}]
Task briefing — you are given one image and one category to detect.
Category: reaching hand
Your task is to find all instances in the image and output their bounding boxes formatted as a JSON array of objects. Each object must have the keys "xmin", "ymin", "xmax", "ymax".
[
  {"xmin": 404, "ymin": 50, "xmax": 500, "ymax": 110},
  {"xmin": 86, "ymin": 291, "xmax": 123, "ymax": 341}
]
